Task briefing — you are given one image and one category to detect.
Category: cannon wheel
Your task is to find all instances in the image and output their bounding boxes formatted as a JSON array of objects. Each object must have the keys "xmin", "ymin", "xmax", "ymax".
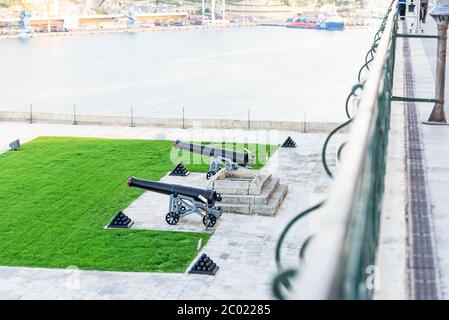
[
  {"xmin": 203, "ymin": 214, "xmax": 217, "ymax": 227},
  {"xmin": 165, "ymin": 212, "xmax": 180, "ymax": 225}
]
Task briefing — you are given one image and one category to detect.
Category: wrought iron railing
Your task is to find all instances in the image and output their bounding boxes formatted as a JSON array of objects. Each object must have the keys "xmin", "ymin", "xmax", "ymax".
[{"xmin": 272, "ymin": 0, "xmax": 399, "ymax": 300}]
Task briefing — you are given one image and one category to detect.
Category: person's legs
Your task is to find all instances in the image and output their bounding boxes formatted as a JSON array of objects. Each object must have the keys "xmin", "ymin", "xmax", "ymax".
[
  {"xmin": 422, "ymin": 3, "xmax": 428, "ymax": 23},
  {"xmin": 399, "ymin": 3, "xmax": 406, "ymax": 20},
  {"xmin": 420, "ymin": 4, "xmax": 424, "ymax": 22}
]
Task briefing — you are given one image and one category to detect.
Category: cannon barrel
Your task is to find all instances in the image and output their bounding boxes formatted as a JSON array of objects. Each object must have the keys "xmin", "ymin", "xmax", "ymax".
[
  {"xmin": 173, "ymin": 140, "xmax": 250, "ymax": 166},
  {"xmin": 127, "ymin": 177, "xmax": 221, "ymax": 206}
]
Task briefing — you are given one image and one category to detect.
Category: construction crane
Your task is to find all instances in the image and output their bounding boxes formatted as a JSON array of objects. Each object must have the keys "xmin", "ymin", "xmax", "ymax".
[
  {"xmin": 202, "ymin": 0, "xmax": 226, "ymax": 22},
  {"xmin": 47, "ymin": 0, "xmax": 51, "ymax": 32}
]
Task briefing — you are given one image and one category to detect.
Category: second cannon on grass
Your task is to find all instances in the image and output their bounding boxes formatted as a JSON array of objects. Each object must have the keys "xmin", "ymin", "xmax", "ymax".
[{"xmin": 172, "ymin": 140, "xmax": 252, "ymax": 180}]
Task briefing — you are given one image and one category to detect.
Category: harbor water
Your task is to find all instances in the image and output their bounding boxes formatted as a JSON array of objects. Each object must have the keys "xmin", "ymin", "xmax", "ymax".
[{"xmin": 0, "ymin": 26, "xmax": 378, "ymax": 122}]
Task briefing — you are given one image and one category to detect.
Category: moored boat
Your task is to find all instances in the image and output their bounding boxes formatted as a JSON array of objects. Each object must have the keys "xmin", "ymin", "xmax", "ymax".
[{"xmin": 287, "ymin": 16, "xmax": 345, "ymax": 31}]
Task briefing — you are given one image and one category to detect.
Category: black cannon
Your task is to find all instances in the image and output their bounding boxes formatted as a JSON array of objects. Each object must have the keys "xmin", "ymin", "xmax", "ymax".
[
  {"xmin": 173, "ymin": 140, "xmax": 252, "ymax": 179},
  {"xmin": 127, "ymin": 177, "xmax": 223, "ymax": 227}
]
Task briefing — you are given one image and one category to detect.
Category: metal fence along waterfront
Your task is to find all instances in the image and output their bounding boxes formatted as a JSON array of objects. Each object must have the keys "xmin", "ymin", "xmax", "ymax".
[{"xmin": 272, "ymin": 0, "xmax": 398, "ymax": 299}]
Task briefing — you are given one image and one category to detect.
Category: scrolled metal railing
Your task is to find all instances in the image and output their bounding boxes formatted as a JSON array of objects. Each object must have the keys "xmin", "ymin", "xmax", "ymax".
[
  {"xmin": 322, "ymin": 3, "xmax": 395, "ymax": 180},
  {"xmin": 272, "ymin": 0, "xmax": 398, "ymax": 300}
]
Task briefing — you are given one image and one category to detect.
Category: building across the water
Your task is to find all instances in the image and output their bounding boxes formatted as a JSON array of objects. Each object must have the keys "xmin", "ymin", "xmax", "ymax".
[{"xmin": 0, "ymin": 11, "xmax": 189, "ymax": 33}]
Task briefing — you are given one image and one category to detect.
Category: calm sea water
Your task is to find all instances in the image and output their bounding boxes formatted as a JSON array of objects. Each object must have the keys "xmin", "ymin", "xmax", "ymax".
[{"xmin": 0, "ymin": 26, "xmax": 377, "ymax": 122}]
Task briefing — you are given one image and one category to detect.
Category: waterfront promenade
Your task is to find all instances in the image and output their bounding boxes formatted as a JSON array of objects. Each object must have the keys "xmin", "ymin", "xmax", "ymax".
[
  {"xmin": 407, "ymin": 17, "xmax": 449, "ymax": 299},
  {"xmin": 0, "ymin": 22, "xmax": 259, "ymax": 40},
  {"xmin": 376, "ymin": 16, "xmax": 449, "ymax": 299}
]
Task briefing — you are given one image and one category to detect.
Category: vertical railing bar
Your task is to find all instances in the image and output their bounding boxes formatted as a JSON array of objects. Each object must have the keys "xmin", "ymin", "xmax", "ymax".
[
  {"xmin": 29, "ymin": 103, "xmax": 33, "ymax": 124},
  {"xmin": 73, "ymin": 104, "xmax": 77, "ymax": 125},
  {"xmin": 182, "ymin": 107, "xmax": 185, "ymax": 129},
  {"xmin": 130, "ymin": 106, "xmax": 134, "ymax": 127}
]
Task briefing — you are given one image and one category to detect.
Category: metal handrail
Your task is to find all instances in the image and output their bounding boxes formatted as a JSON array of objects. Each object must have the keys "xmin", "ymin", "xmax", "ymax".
[
  {"xmin": 321, "ymin": 8, "xmax": 392, "ymax": 180},
  {"xmin": 288, "ymin": 1, "xmax": 398, "ymax": 299}
]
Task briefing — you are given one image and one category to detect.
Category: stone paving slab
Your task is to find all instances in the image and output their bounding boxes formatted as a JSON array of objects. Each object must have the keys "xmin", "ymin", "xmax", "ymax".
[{"xmin": 0, "ymin": 121, "xmax": 345, "ymax": 299}]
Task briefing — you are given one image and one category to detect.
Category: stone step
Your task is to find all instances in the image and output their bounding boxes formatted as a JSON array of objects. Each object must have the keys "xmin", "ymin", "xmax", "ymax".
[
  {"xmin": 213, "ymin": 173, "xmax": 272, "ymax": 195},
  {"xmin": 249, "ymin": 173, "xmax": 272, "ymax": 195},
  {"xmin": 250, "ymin": 184, "xmax": 288, "ymax": 216},
  {"xmin": 255, "ymin": 177, "xmax": 280, "ymax": 205},
  {"xmin": 219, "ymin": 203, "xmax": 252, "ymax": 215},
  {"xmin": 219, "ymin": 177, "xmax": 280, "ymax": 205},
  {"xmin": 219, "ymin": 184, "xmax": 288, "ymax": 216}
]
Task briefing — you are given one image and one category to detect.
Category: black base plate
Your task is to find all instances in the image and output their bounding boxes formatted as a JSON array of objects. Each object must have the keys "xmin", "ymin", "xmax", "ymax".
[
  {"xmin": 188, "ymin": 265, "xmax": 219, "ymax": 276},
  {"xmin": 107, "ymin": 221, "xmax": 134, "ymax": 229},
  {"xmin": 169, "ymin": 172, "xmax": 190, "ymax": 176}
]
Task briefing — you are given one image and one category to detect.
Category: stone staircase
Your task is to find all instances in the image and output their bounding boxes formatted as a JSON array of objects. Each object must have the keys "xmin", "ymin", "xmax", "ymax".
[{"xmin": 210, "ymin": 169, "xmax": 288, "ymax": 216}]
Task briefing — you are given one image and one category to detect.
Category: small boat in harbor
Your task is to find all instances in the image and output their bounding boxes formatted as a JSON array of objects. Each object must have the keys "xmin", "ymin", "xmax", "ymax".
[{"xmin": 287, "ymin": 16, "xmax": 345, "ymax": 31}]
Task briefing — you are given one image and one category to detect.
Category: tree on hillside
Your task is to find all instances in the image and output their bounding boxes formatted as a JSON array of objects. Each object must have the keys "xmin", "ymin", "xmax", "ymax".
[{"xmin": 316, "ymin": 0, "xmax": 334, "ymax": 7}]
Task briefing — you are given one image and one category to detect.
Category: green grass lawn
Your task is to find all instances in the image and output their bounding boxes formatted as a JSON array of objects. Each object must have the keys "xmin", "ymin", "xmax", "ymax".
[{"xmin": 0, "ymin": 137, "xmax": 276, "ymax": 272}]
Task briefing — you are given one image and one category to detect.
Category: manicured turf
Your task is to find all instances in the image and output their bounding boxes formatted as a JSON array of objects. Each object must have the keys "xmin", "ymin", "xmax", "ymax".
[{"xmin": 0, "ymin": 137, "xmax": 276, "ymax": 272}]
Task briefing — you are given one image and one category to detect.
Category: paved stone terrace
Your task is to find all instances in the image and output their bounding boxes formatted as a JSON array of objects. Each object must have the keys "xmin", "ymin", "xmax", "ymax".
[
  {"xmin": 0, "ymin": 122, "xmax": 344, "ymax": 299},
  {"xmin": 412, "ymin": 18, "xmax": 449, "ymax": 299}
]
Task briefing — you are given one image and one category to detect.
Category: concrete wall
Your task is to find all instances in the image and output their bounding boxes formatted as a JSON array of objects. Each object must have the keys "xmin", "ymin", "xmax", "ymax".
[
  {"xmin": 0, "ymin": 22, "xmax": 259, "ymax": 40},
  {"xmin": 0, "ymin": 111, "xmax": 347, "ymax": 133}
]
